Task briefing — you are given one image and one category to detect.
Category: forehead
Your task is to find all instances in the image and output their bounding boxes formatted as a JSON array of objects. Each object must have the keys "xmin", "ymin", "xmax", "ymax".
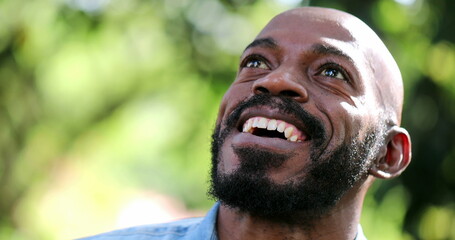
[
  {"xmin": 250, "ymin": 10, "xmax": 378, "ymax": 84},
  {"xmin": 262, "ymin": 12, "xmax": 353, "ymax": 39},
  {"xmin": 255, "ymin": 11, "xmax": 369, "ymax": 54}
]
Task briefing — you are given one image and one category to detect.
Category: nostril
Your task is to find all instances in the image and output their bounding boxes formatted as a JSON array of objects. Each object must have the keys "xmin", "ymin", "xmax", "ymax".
[
  {"xmin": 280, "ymin": 90, "xmax": 300, "ymax": 97},
  {"xmin": 255, "ymin": 86, "xmax": 270, "ymax": 94}
]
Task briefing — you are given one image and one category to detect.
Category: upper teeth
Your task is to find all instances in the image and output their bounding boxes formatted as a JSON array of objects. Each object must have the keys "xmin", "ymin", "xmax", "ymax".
[{"xmin": 242, "ymin": 117, "xmax": 305, "ymax": 142}]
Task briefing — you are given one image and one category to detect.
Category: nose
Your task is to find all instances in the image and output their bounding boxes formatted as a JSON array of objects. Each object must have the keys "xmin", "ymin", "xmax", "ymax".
[{"xmin": 252, "ymin": 69, "xmax": 308, "ymax": 102}]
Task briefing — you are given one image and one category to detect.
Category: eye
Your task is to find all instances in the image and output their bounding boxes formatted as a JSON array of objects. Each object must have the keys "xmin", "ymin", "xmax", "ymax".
[
  {"xmin": 241, "ymin": 55, "xmax": 270, "ymax": 70},
  {"xmin": 320, "ymin": 68, "xmax": 345, "ymax": 80},
  {"xmin": 317, "ymin": 63, "xmax": 349, "ymax": 82}
]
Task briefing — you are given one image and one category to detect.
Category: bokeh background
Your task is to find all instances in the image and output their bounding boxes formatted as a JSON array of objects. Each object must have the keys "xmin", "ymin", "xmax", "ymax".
[{"xmin": 1, "ymin": 0, "xmax": 454, "ymax": 239}]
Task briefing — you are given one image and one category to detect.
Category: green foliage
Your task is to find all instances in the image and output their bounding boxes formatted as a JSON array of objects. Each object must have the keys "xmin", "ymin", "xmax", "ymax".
[{"xmin": 0, "ymin": 0, "xmax": 454, "ymax": 239}]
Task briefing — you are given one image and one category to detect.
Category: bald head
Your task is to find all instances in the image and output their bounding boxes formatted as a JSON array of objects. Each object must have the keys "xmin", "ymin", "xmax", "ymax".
[
  {"xmin": 211, "ymin": 7, "xmax": 411, "ymax": 229},
  {"xmin": 258, "ymin": 7, "xmax": 404, "ymax": 125}
]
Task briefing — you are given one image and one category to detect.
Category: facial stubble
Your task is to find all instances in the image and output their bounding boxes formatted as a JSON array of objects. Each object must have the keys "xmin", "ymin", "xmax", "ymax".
[{"xmin": 209, "ymin": 95, "xmax": 383, "ymax": 225}]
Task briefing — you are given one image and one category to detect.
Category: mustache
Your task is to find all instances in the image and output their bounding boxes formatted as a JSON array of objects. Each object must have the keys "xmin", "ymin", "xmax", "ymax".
[{"xmin": 223, "ymin": 94, "xmax": 326, "ymax": 143}]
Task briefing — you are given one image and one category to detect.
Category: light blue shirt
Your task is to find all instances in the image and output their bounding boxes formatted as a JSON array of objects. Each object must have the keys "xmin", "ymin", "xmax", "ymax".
[{"xmin": 79, "ymin": 202, "xmax": 367, "ymax": 240}]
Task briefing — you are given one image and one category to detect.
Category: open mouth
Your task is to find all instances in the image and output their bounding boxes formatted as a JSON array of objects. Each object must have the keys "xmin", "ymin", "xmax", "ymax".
[{"xmin": 241, "ymin": 116, "xmax": 308, "ymax": 142}]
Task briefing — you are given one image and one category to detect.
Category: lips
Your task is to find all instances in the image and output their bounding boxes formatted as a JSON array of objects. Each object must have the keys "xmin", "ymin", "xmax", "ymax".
[
  {"xmin": 222, "ymin": 94, "xmax": 324, "ymax": 151},
  {"xmin": 242, "ymin": 116, "xmax": 307, "ymax": 142}
]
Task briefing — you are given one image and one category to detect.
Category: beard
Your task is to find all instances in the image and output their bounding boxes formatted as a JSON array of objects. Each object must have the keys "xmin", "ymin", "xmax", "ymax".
[{"xmin": 209, "ymin": 94, "xmax": 384, "ymax": 225}]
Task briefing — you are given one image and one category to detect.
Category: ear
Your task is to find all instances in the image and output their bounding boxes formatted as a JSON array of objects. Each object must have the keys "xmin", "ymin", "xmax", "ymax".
[{"xmin": 369, "ymin": 126, "xmax": 412, "ymax": 179}]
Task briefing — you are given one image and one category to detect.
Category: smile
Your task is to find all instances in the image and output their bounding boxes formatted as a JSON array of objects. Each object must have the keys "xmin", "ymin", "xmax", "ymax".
[{"xmin": 242, "ymin": 116, "xmax": 307, "ymax": 142}]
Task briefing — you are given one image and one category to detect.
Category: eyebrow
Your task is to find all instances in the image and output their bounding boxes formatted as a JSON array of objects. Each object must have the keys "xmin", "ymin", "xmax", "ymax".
[
  {"xmin": 243, "ymin": 38, "xmax": 355, "ymax": 64},
  {"xmin": 311, "ymin": 44, "xmax": 354, "ymax": 63},
  {"xmin": 243, "ymin": 37, "xmax": 278, "ymax": 52}
]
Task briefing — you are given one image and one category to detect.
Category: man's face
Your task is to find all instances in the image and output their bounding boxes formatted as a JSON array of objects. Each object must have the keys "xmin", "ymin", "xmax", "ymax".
[{"xmin": 210, "ymin": 9, "xmax": 386, "ymax": 221}]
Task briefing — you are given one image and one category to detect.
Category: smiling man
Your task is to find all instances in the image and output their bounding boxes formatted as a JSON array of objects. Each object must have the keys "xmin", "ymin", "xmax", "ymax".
[{"xmin": 82, "ymin": 6, "xmax": 411, "ymax": 240}]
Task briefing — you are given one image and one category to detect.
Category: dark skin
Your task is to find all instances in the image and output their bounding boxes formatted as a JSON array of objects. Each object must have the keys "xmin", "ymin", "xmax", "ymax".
[{"xmin": 214, "ymin": 7, "xmax": 411, "ymax": 240}]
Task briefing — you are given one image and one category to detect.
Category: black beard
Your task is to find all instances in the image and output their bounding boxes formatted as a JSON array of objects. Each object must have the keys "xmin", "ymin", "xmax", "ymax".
[{"xmin": 209, "ymin": 94, "xmax": 383, "ymax": 226}]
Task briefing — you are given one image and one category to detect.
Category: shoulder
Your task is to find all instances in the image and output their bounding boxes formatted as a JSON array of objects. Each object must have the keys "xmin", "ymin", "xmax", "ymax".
[
  {"xmin": 79, "ymin": 217, "xmax": 204, "ymax": 240},
  {"xmin": 78, "ymin": 203, "xmax": 221, "ymax": 240}
]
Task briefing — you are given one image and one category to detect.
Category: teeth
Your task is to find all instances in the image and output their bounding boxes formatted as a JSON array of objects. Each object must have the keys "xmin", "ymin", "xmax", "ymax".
[
  {"xmin": 284, "ymin": 127, "xmax": 294, "ymax": 138},
  {"xmin": 247, "ymin": 119, "xmax": 253, "ymax": 132},
  {"xmin": 267, "ymin": 119, "xmax": 277, "ymax": 130},
  {"xmin": 242, "ymin": 117, "xmax": 304, "ymax": 142},
  {"xmin": 289, "ymin": 135, "xmax": 298, "ymax": 142},
  {"xmin": 258, "ymin": 117, "xmax": 268, "ymax": 128},
  {"xmin": 243, "ymin": 119, "xmax": 253, "ymax": 133},
  {"xmin": 252, "ymin": 118, "xmax": 259, "ymax": 128}
]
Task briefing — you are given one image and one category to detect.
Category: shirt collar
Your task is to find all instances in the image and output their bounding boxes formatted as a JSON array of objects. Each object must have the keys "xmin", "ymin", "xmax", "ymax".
[
  {"xmin": 183, "ymin": 202, "xmax": 220, "ymax": 240},
  {"xmin": 185, "ymin": 202, "xmax": 367, "ymax": 240}
]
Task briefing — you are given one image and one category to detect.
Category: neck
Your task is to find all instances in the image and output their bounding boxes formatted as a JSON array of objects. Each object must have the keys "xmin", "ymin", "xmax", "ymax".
[{"xmin": 216, "ymin": 179, "xmax": 372, "ymax": 240}]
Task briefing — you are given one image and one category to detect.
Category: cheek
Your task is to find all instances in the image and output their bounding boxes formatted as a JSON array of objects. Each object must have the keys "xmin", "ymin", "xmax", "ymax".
[
  {"xmin": 339, "ymin": 101, "xmax": 362, "ymax": 134},
  {"xmin": 217, "ymin": 83, "xmax": 252, "ymax": 125},
  {"xmin": 340, "ymin": 101, "xmax": 362, "ymax": 119},
  {"xmin": 340, "ymin": 95, "xmax": 367, "ymax": 116},
  {"xmin": 216, "ymin": 94, "xmax": 229, "ymax": 126},
  {"xmin": 216, "ymin": 86, "xmax": 238, "ymax": 124},
  {"xmin": 319, "ymin": 95, "xmax": 367, "ymax": 146},
  {"xmin": 338, "ymin": 96, "xmax": 374, "ymax": 139}
]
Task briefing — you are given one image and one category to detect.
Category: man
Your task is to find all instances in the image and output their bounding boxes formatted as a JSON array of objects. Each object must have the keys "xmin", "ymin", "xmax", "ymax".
[{"xmin": 82, "ymin": 6, "xmax": 411, "ymax": 240}]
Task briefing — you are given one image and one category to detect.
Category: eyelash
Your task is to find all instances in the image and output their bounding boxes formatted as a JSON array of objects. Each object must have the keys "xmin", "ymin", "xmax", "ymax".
[
  {"xmin": 240, "ymin": 55, "xmax": 351, "ymax": 83},
  {"xmin": 317, "ymin": 62, "xmax": 350, "ymax": 82},
  {"xmin": 240, "ymin": 54, "xmax": 269, "ymax": 69}
]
